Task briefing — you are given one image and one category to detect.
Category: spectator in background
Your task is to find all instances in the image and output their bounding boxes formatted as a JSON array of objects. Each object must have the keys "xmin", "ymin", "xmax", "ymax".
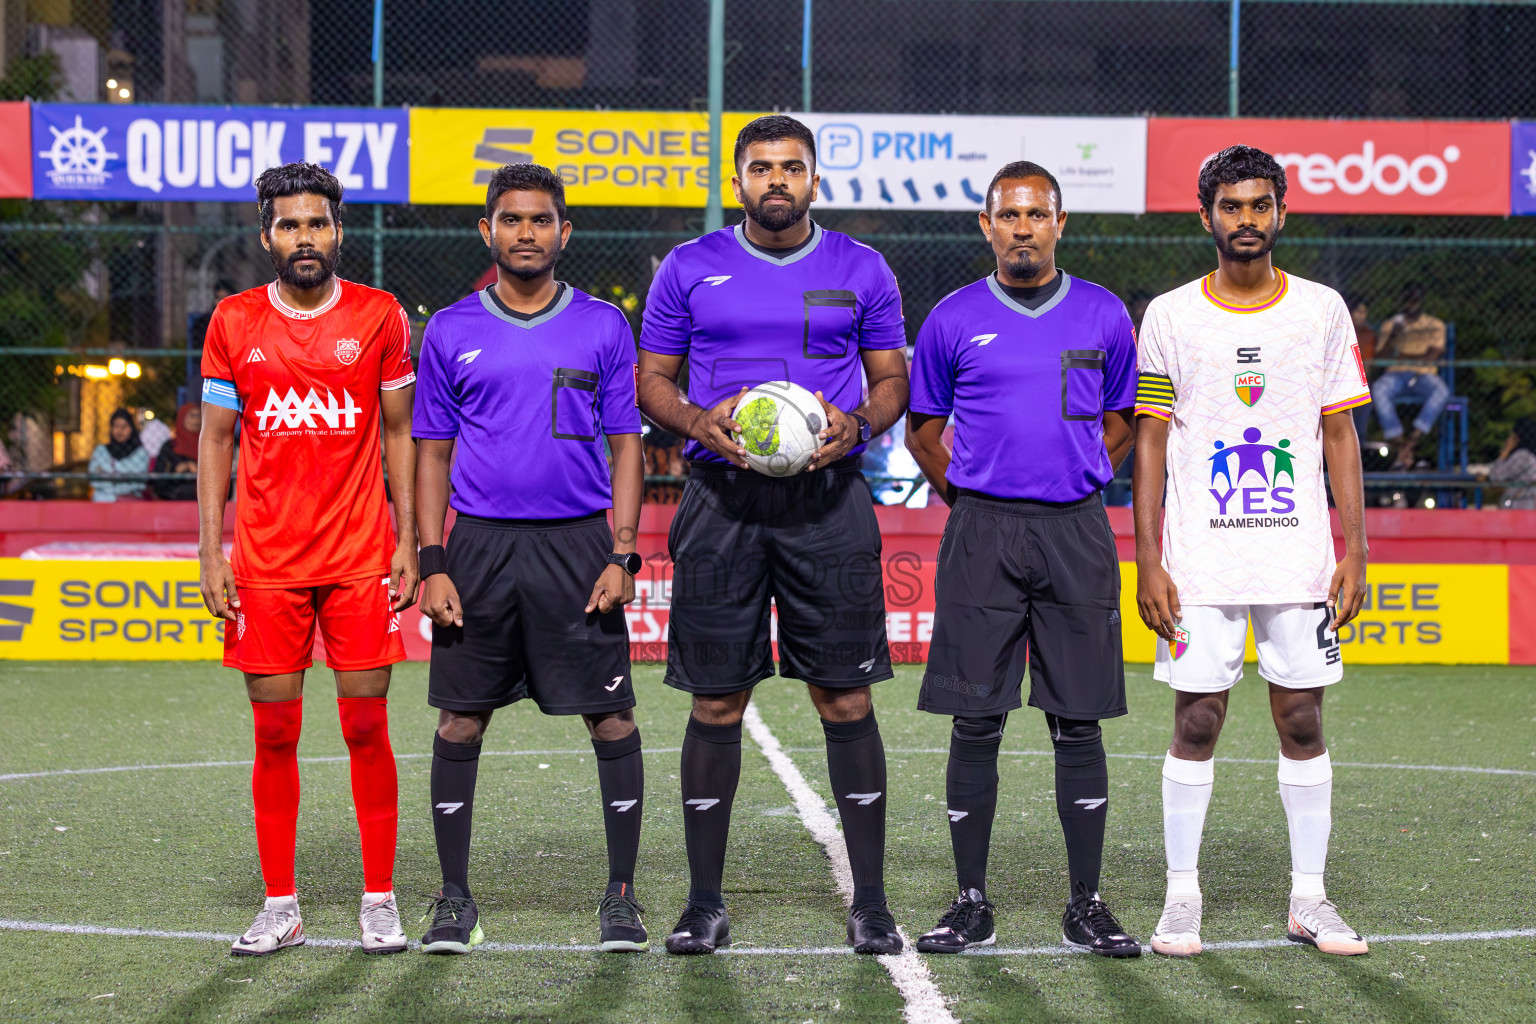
[
  {"xmin": 1347, "ymin": 297, "xmax": 1377, "ymax": 442},
  {"xmin": 151, "ymin": 402, "xmax": 201, "ymax": 500},
  {"xmin": 88, "ymin": 408, "xmax": 149, "ymax": 502},
  {"xmin": 1, "ymin": 413, "xmax": 53, "ymax": 498},
  {"xmin": 1488, "ymin": 418, "xmax": 1536, "ymax": 510},
  {"xmin": 138, "ymin": 409, "xmax": 172, "ymax": 465},
  {"xmin": 1372, "ymin": 284, "xmax": 1448, "ymax": 470}
]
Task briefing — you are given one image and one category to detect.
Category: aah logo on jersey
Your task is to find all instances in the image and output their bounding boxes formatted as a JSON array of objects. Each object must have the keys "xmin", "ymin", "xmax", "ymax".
[
  {"xmin": 1234, "ymin": 372, "xmax": 1265, "ymax": 407},
  {"xmin": 1208, "ymin": 426, "xmax": 1299, "ymax": 525},
  {"xmin": 255, "ymin": 387, "xmax": 362, "ymax": 432},
  {"xmin": 1169, "ymin": 625, "xmax": 1191, "ymax": 660}
]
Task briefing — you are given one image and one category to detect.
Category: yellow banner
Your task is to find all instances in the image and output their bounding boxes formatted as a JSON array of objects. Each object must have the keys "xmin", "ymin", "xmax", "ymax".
[
  {"xmin": 408, "ymin": 109, "xmax": 760, "ymax": 207},
  {"xmin": 0, "ymin": 558, "xmax": 224, "ymax": 660},
  {"xmin": 1117, "ymin": 563, "xmax": 1508, "ymax": 665}
]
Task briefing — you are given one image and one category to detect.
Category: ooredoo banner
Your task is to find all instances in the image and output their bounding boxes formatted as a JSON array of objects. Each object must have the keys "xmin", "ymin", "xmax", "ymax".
[
  {"xmin": 0, "ymin": 102, "xmax": 31, "ymax": 198},
  {"xmin": 1147, "ymin": 118, "xmax": 1510, "ymax": 215},
  {"xmin": 31, "ymin": 103, "xmax": 409, "ymax": 202}
]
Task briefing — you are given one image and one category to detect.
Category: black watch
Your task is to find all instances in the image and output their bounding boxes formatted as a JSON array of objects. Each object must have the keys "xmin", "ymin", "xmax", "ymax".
[
  {"xmin": 852, "ymin": 413, "xmax": 872, "ymax": 443},
  {"xmin": 607, "ymin": 551, "xmax": 642, "ymax": 575}
]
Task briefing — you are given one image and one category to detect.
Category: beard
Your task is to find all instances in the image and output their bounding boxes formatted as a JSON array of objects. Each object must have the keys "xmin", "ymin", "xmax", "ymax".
[
  {"xmin": 1001, "ymin": 247, "xmax": 1051, "ymax": 281},
  {"xmin": 743, "ymin": 187, "xmax": 811, "ymax": 233},
  {"xmin": 1213, "ymin": 227, "xmax": 1276, "ymax": 263},
  {"xmin": 271, "ymin": 239, "xmax": 340, "ymax": 290},
  {"xmin": 494, "ymin": 238, "xmax": 564, "ymax": 281}
]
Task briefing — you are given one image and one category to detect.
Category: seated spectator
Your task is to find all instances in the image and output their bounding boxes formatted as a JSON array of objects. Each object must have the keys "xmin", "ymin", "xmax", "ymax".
[
  {"xmin": 1347, "ymin": 297, "xmax": 1377, "ymax": 441},
  {"xmin": 1488, "ymin": 418, "xmax": 1536, "ymax": 510},
  {"xmin": 2, "ymin": 413, "xmax": 53, "ymax": 498},
  {"xmin": 138, "ymin": 411, "xmax": 172, "ymax": 469},
  {"xmin": 151, "ymin": 403, "xmax": 201, "ymax": 500},
  {"xmin": 88, "ymin": 408, "xmax": 149, "ymax": 502},
  {"xmin": 1371, "ymin": 284, "xmax": 1448, "ymax": 470}
]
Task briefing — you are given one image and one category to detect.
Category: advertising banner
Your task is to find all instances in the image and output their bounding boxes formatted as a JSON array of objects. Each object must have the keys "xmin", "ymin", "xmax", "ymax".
[
  {"xmin": 1512, "ymin": 121, "xmax": 1536, "ymax": 216},
  {"xmin": 30, "ymin": 104, "xmax": 409, "ymax": 202},
  {"xmin": 1147, "ymin": 118, "xmax": 1510, "ymax": 215},
  {"xmin": 0, "ymin": 102, "xmax": 31, "ymax": 198},
  {"xmin": 797, "ymin": 113, "xmax": 1146, "ymax": 213}
]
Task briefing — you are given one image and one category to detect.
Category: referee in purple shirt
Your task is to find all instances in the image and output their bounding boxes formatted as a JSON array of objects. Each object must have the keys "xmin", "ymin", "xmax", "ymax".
[{"xmin": 905, "ymin": 161, "xmax": 1142, "ymax": 958}]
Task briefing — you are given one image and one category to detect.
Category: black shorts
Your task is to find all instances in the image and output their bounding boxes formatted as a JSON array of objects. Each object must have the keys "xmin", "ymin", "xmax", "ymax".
[
  {"xmin": 428, "ymin": 513, "xmax": 634, "ymax": 716},
  {"xmin": 918, "ymin": 491, "xmax": 1126, "ymax": 720},
  {"xmin": 664, "ymin": 458, "xmax": 892, "ymax": 695}
]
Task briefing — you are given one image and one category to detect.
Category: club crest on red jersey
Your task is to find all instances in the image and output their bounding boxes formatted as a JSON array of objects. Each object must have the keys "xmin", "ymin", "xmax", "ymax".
[{"xmin": 334, "ymin": 338, "xmax": 362, "ymax": 365}]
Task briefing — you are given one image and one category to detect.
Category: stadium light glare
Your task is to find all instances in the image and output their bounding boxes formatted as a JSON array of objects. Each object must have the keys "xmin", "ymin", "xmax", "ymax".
[
  {"xmin": 1379, "ymin": 446, "xmax": 1389, "ymax": 457},
  {"xmin": 118, "ymin": 88, "xmax": 131, "ymax": 99},
  {"xmin": 106, "ymin": 78, "xmax": 118, "ymax": 89},
  {"xmin": 108, "ymin": 358, "xmax": 126, "ymax": 375},
  {"xmin": 83, "ymin": 365, "xmax": 109, "ymax": 380},
  {"xmin": 144, "ymin": 410, "xmax": 155, "ymax": 419},
  {"xmin": 125, "ymin": 361, "xmax": 142, "ymax": 379},
  {"xmin": 1425, "ymin": 498, "xmax": 1437, "ymax": 509}
]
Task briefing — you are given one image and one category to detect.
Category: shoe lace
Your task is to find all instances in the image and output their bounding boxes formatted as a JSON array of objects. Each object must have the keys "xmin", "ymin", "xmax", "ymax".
[
  {"xmin": 1296, "ymin": 897, "xmax": 1351, "ymax": 937},
  {"xmin": 420, "ymin": 893, "xmax": 473, "ymax": 929},
  {"xmin": 361, "ymin": 896, "xmax": 400, "ymax": 936},
  {"xmin": 1080, "ymin": 896, "xmax": 1126, "ymax": 937},
  {"xmin": 600, "ymin": 891, "xmax": 645, "ymax": 925},
  {"xmin": 246, "ymin": 902, "xmax": 293, "ymax": 938},
  {"xmin": 1157, "ymin": 899, "xmax": 1201, "ymax": 937},
  {"xmin": 851, "ymin": 900, "xmax": 897, "ymax": 932},
  {"xmin": 673, "ymin": 902, "xmax": 721, "ymax": 934}
]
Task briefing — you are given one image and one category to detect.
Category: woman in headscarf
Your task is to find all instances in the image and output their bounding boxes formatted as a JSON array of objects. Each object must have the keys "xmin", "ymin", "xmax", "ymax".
[
  {"xmin": 1488, "ymin": 417, "xmax": 1536, "ymax": 510},
  {"xmin": 88, "ymin": 408, "xmax": 150, "ymax": 502},
  {"xmin": 152, "ymin": 402, "xmax": 201, "ymax": 500}
]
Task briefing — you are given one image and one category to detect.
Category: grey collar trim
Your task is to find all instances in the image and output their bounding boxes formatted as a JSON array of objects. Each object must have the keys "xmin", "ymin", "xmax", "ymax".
[
  {"xmin": 477, "ymin": 283, "xmax": 574, "ymax": 329},
  {"xmin": 986, "ymin": 271, "xmax": 1073, "ymax": 319},
  {"xmin": 732, "ymin": 221, "xmax": 822, "ymax": 265}
]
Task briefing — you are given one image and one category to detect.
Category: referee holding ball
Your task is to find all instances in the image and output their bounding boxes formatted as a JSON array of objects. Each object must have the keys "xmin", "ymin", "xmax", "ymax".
[
  {"xmin": 905, "ymin": 161, "xmax": 1142, "ymax": 957},
  {"xmin": 637, "ymin": 115, "xmax": 909, "ymax": 955}
]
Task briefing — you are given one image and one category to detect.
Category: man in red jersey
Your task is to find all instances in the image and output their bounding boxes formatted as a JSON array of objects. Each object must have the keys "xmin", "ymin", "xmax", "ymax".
[{"xmin": 197, "ymin": 162, "xmax": 419, "ymax": 956}]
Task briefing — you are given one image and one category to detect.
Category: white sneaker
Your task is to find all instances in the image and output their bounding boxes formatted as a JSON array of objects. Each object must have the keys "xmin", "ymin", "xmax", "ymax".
[
  {"xmin": 231, "ymin": 896, "xmax": 305, "ymax": 956},
  {"xmin": 1149, "ymin": 895, "xmax": 1203, "ymax": 957},
  {"xmin": 1288, "ymin": 896, "xmax": 1369, "ymax": 956},
  {"xmin": 360, "ymin": 891, "xmax": 409, "ymax": 954}
]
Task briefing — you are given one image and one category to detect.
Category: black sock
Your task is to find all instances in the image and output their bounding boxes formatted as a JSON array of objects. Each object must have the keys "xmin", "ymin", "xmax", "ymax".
[
  {"xmin": 592, "ymin": 729, "xmax": 644, "ymax": 895},
  {"xmin": 947, "ymin": 714, "xmax": 1006, "ymax": 897},
  {"xmin": 431, "ymin": 733, "xmax": 481, "ymax": 898},
  {"xmin": 823, "ymin": 711, "xmax": 888, "ymax": 906},
  {"xmin": 1047, "ymin": 713, "xmax": 1109, "ymax": 899},
  {"xmin": 680, "ymin": 716, "xmax": 741, "ymax": 906}
]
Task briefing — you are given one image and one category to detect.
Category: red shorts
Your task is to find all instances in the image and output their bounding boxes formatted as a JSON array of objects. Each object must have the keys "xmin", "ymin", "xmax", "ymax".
[{"xmin": 224, "ymin": 575, "xmax": 407, "ymax": 675}]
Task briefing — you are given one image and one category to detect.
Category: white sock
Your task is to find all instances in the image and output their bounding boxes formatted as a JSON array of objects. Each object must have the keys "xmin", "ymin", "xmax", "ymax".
[
  {"xmin": 1277, "ymin": 750, "xmax": 1332, "ymax": 900},
  {"xmin": 264, "ymin": 894, "xmax": 298, "ymax": 909},
  {"xmin": 1162, "ymin": 752, "xmax": 1215, "ymax": 893},
  {"xmin": 362, "ymin": 890, "xmax": 394, "ymax": 902}
]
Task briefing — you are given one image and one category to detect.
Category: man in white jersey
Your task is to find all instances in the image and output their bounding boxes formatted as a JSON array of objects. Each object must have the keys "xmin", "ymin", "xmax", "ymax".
[{"xmin": 1132, "ymin": 145, "xmax": 1371, "ymax": 958}]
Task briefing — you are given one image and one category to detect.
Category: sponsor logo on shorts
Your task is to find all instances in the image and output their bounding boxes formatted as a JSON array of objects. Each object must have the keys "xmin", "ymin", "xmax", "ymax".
[
  {"xmin": 236, "ymin": 609, "xmax": 247, "ymax": 641},
  {"xmin": 926, "ymin": 672, "xmax": 991, "ymax": 698},
  {"xmin": 1208, "ymin": 426, "xmax": 1298, "ymax": 524},
  {"xmin": 605, "ymin": 675, "xmax": 624, "ymax": 691},
  {"xmin": 1234, "ymin": 371, "xmax": 1265, "ymax": 407},
  {"xmin": 1169, "ymin": 625, "xmax": 1190, "ymax": 661}
]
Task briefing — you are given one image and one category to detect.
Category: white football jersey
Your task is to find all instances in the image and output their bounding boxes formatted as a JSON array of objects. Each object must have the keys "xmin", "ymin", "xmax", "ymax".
[{"xmin": 1135, "ymin": 270, "xmax": 1370, "ymax": 605}]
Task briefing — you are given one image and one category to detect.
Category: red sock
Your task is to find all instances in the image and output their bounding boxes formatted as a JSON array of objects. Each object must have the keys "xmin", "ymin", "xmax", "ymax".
[
  {"xmin": 337, "ymin": 697, "xmax": 398, "ymax": 892},
  {"xmin": 250, "ymin": 698, "xmax": 303, "ymax": 898}
]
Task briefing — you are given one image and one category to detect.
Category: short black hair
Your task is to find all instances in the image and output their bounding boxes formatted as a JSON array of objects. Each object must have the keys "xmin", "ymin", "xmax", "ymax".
[
  {"xmin": 985, "ymin": 160, "xmax": 1062, "ymax": 213},
  {"xmin": 1400, "ymin": 282, "xmax": 1425, "ymax": 303},
  {"xmin": 255, "ymin": 162, "xmax": 343, "ymax": 234},
  {"xmin": 1197, "ymin": 144, "xmax": 1287, "ymax": 212},
  {"xmin": 483, "ymin": 163, "xmax": 567, "ymax": 224},
  {"xmin": 734, "ymin": 115, "xmax": 816, "ymax": 170}
]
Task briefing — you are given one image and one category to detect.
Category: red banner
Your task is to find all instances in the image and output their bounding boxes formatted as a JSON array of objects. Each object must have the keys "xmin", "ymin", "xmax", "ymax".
[
  {"xmin": 0, "ymin": 102, "xmax": 30, "ymax": 198},
  {"xmin": 1147, "ymin": 117, "xmax": 1510, "ymax": 215}
]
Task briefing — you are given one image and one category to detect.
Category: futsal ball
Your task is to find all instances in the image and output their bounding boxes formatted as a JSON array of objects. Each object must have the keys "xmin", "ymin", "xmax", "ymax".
[{"xmin": 733, "ymin": 380, "xmax": 825, "ymax": 477}]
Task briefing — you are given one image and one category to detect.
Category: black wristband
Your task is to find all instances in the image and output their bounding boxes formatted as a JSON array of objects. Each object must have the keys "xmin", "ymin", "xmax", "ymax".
[{"xmin": 418, "ymin": 544, "xmax": 448, "ymax": 578}]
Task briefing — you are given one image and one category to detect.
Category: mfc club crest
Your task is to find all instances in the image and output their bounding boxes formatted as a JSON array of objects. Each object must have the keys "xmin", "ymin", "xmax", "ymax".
[
  {"xmin": 334, "ymin": 338, "xmax": 362, "ymax": 365},
  {"xmin": 1234, "ymin": 371, "xmax": 1265, "ymax": 407},
  {"xmin": 1169, "ymin": 625, "xmax": 1191, "ymax": 661}
]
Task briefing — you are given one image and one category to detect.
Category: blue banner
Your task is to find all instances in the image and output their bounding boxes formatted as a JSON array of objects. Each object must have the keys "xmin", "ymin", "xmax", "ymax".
[
  {"xmin": 1513, "ymin": 122, "xmax": 1536, "ymax": 216},
  {"xmin": 31, "ymin": 104, "xmax": 408, "ymax": 203}
]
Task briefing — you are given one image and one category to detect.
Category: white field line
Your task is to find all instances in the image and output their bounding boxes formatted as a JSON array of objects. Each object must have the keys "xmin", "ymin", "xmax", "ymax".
[
  {"xmin": 741, "ymin": 704, "xmax": 958, "ymax": 1024},
  {"xmin": 790, "ymin": 748, "xmax": 1536, "ymax": 779},
  {"xmin": 0, "ymin": 749, "xmax": 683, "ymax": 783},
  {"xmin": 1, "ymin": 919, "xmax": 1531, "ymax": 957}
]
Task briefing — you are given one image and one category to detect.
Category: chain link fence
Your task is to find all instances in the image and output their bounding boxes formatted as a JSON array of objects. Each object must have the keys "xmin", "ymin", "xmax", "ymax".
[{"xmin": 3, "ymin": 1, "xmax": 1535, "ymax": 508}]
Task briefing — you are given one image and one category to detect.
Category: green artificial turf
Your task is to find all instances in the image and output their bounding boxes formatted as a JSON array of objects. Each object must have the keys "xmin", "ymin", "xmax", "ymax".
[{"xmin": 0, "ymin": 661, "xmax": 1532, "ymax": 1022}]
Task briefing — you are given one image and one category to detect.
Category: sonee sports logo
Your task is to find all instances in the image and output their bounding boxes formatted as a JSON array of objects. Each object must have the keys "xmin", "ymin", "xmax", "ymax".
[
  {"xmin": 255, "ymin": 387, "xmax": 363, "ymax": 431},
  {"xmin": 0, "ymin": 579, "xmax": 35, "ymax": 642}
]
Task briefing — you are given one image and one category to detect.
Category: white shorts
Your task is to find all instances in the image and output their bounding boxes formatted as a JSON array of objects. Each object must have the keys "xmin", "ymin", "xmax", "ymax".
[{"xmin": 1152, "ymin": 603, "xmax": 1343, "ymax": 693}]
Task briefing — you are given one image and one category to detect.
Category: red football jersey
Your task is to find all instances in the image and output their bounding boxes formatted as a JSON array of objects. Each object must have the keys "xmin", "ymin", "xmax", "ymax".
[{"xmin": 201, "ymin": 279, "xmax": 415, "ymax": 588}]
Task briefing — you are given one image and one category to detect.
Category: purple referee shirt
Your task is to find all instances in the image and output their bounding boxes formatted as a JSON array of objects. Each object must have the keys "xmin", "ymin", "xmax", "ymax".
[
  {"xmin": 413, "ymin": 285, "xmax": 642, "ymax": 519},
  {"xmin": 639, "ymin": 222, "xmax": 907, "ymax": 463},
  {"xmin": 909, "ymin": 273, "xmax": 1137, "ymax": 502}
]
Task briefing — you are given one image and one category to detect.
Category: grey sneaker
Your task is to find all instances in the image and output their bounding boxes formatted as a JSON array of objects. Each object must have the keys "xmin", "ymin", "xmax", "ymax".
[
  {"xmin": 231, "ymin": 896, "xmax": 305, "ymax": 956},
  {"xmin": 360, "ymin": 892, "xmax": 408, "ymax": 954}
]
